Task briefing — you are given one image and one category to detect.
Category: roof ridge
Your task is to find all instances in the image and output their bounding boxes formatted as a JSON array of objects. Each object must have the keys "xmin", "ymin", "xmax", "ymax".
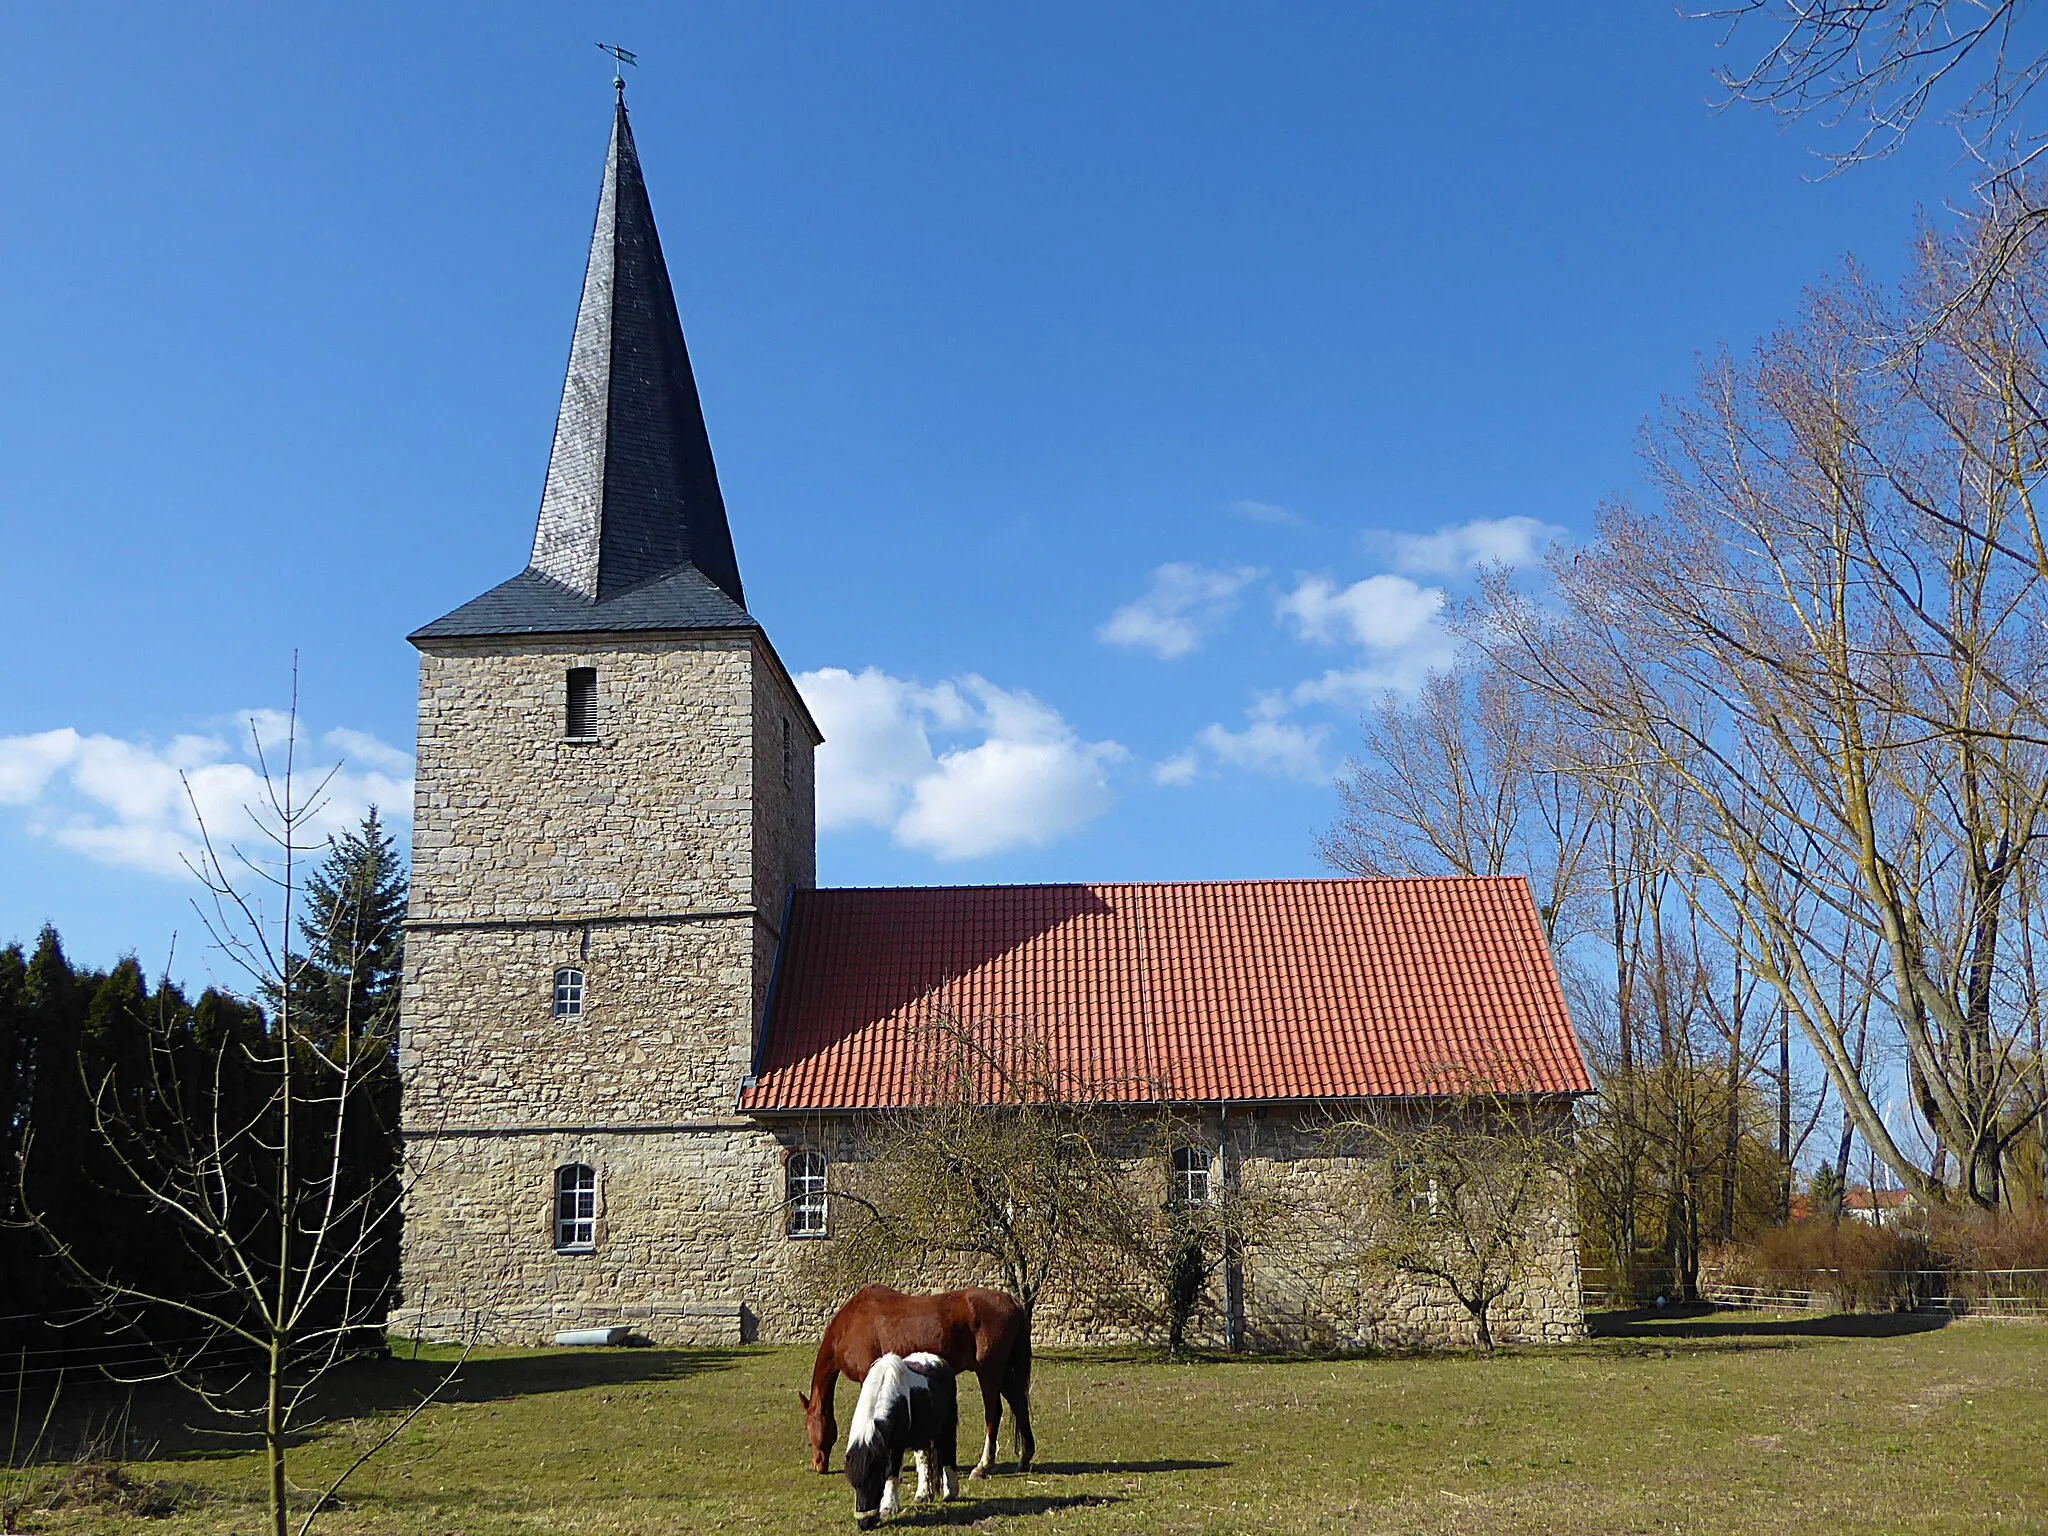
[{"xmin": 803, "ymin": 875, "xmax": 1533, "ymax": 895}]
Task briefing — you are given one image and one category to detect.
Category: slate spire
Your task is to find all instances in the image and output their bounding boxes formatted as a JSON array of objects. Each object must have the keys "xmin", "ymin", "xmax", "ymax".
[
  {"xmin": 411, "ymin": 93, "xmax": 759, "ymax": 642},
  {"xmin": 527, "ymin": 93, "xmax": 746, "ymax": 607}
]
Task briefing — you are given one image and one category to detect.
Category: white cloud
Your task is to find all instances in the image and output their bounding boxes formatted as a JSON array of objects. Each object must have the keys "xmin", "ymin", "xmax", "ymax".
[
  {"xmin": 0, "ymin": 717, "xmax": 413, "ymax": 879},
  {"xmin": 1195, "ymin": 719, "xmax": 1328, "ymax": 783},
  {"xmin": 1386, "ymin": 515, "xmax": 1563, "ymax": 578},
  {"xmin": 1277, "ymin": 573, "xmax": 1446, "ymax": 652},
  {"xmin": 324, "ymin": 727, "xmax": 416, "ymax": 776},
  {"xmin": 1098, "ymin": 563, "xmax": 1263, "ymax": 660},
  {"xmin": 1166, "ymin": 564, "xmax": 1459, "ymax": 784},
  {"xmin": 1228, "ymin": 499, "xmax": 1305, "ymax": 527},
  {"xmin": 0, "ymin": 729, "xmax": 80, "ymax": 805},
  {"xmin": 1154, "ymin": 523, "xmax": 1549, "ymax": 786},
  {"xmin": 797, "ymin": 667, "xmax": 1125, "ymax": 860},
  {"xmin": 1290, "ymin": 655, "xmax": 1448, "ymax": 708}
]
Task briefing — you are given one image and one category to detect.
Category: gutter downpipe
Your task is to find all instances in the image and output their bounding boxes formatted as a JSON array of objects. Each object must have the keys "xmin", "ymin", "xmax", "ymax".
[{"xmin": 1221, "ymin": 1102, "xmax": 1244, "ymax": 1352}]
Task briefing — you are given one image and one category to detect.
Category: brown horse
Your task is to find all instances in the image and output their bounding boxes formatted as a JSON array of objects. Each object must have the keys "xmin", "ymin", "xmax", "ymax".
[{"xmin": 799, "ymin": 1286, "xmax": 1033, "ymax": 1478}]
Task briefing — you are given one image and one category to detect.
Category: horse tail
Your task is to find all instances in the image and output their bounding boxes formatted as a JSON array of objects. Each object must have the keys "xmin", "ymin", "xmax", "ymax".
[
  {"xmin": 1003, "ymin": 1310, "xmax": 1034, "ymax": 1467},
  {"xmin": 1004, "ymin": 1313, "xmax": 1032, "ymax": 1400}
]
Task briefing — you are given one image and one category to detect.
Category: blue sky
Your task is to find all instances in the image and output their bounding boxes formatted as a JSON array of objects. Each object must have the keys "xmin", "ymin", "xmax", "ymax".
[{"xmin": 0, "ymin": 4, "xmax": 1965, "ymax": 982}]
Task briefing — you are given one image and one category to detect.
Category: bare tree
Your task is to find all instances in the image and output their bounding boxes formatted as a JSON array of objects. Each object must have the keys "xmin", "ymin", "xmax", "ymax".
[
  {"xmin": 813, "ymin": 1012, "xmax": 1276, "ymax": 1350},
  {"xmin": 1319, "ymin": 658, "xmax": 1809, "ymax": 1292},
  {"xmin": 20, "ymin": 684, "xmax": 467, "ymax": 1536},
  {"xmin": 1471, "ymin": 212, "xmax": 2048, "ymax": 1208},
  {"xmin": 1315, "ymin": 1068, "xmax": 1575, "ymax": 1353},
  {"xmin": 1707, "ymin": 1, "xmax": 2044, "ymax": 182},
  {"xmin": 1320, "ymin": 662, "xmax": 1600, "ymax": 945},
  {"xmin": 818, "ymin": 1011, "xmax": 1152, "ymax": 1328}
]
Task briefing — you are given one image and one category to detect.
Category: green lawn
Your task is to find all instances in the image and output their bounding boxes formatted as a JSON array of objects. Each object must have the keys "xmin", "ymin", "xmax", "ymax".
[{"xmin": 6, "ymin": 1312, "xmax": 2046, "ymax": 1534}]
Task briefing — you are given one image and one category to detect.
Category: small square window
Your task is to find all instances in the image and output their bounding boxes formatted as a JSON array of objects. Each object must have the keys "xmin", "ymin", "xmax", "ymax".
[
  {"xmin": 786, "ymin": 1151, "xmax": 827, "ymax": 1237},
  {"xmin": 1171, "ymin": 1146, "xmax": 1212, "ymax": 1208},
  {"xmin": 1395, "ymin": 1159, "xmax": 1440, "ymax": 1217},
  {"xmin": 555, "ymin": 1164, "xmax": 596, "ymax": 1251},
  {"xmin": 553, "ymin": 967, "xmax": 584, "ymax": 1018},
  {"xmin": 566, "ymin": 668, "xmax": 598, "ymax": 739}
]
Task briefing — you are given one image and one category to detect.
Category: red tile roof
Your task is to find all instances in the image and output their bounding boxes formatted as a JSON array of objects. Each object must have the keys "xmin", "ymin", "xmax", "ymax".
[{"xmin": 739, "ymin": 877, "xmax": 1589, "ymax": 1112}]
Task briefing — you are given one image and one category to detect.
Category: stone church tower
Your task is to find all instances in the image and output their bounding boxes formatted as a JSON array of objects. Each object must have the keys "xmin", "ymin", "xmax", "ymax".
[{"xmin": 397, "ymin": 90, "xmax": 820, "ymax": 1343}]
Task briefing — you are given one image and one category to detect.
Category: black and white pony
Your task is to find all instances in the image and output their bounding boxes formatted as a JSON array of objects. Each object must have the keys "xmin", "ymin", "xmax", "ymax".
[{"xmin": 843, "ymin": 1351, "xmax": 959, "ymax": 1528}]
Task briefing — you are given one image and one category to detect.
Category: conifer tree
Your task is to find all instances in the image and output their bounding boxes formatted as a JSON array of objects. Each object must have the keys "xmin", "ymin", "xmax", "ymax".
[
  {"xmin": 0, "ymin": 940, "xmax": 32, "ymax": 1351},
  {"xmin": 0, "ymin": 942, "xmax": 26, "ymax": 1217},
  {"xmin": 20, "ymin": 928, "xmax": 89, "ymax": 1316},
  {"xmin": 291, "ymin": 807, "xmax": 406, "ymax": 1048}
]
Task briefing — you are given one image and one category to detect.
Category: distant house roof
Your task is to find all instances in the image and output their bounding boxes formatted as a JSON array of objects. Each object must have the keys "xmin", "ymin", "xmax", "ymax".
[
  {"xmin": 739, "ymin": 877, "xmax": 1590, "ymax": 1113},
  {"xmin": 1844, "ymin": 1187, "xmax": 1914, "ymax": 1213}
]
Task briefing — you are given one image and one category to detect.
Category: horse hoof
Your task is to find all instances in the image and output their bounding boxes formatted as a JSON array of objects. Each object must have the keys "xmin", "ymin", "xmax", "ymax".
[{"xmin": 967, "ymin": 1466, "xmax": 989, "ymax": 1481}]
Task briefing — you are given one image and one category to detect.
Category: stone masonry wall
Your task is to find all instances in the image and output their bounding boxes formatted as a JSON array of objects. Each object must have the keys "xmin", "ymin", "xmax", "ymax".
[
  {"xmin": 394, "ymin": 1107, "xmax": 1583, "ymax": 1352},
  {"xmin": 1232, "ymin": 1106, "xmax": 1586, "ymax": 1350},
  {"xmin": 401, "ymin": 918, "xmax": 760, "ymax": 1128},
  {"xmin": 749, "ymin": 655, "xmax": 817, "ymax": 939},
  {"xmin": 402, "ymin": 630, "xmax": 818, "ymax": 1326},
  {"xmin": 411, "ymin": 634, "xmax": 761, "ymax": 922},
  {"xmin": 395, "ymin": 1121, "xmax": 846, "ymax": 1347},
  {"xmin": 747, "ymin": 655, "xmax": 816, "ymax": 1071}
]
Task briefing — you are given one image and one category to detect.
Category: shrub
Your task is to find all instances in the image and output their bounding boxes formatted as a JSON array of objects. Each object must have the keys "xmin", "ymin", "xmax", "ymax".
[
  {"xmin": 1927, "ymin": 1206, "xmax": 2048, "ymax": 1272},
  {"xmin": 1917, "ymin": 1208, "xmax": 2048, "ymax": 1306},
  {"xmin": 1750, "ymin": 1220, "xmax": 1939, "ymax": 1310}
]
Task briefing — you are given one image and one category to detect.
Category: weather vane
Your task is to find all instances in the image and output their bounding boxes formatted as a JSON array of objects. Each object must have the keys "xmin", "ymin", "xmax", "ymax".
[{"xmin": 596, "ymin": 42, "xmax": 638, "ymax": 95}]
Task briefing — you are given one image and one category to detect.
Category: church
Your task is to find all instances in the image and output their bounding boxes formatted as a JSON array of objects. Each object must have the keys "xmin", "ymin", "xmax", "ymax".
[{"xmin": 394, "ymin": 92, "xmax": 1590, "ymax": 1351}]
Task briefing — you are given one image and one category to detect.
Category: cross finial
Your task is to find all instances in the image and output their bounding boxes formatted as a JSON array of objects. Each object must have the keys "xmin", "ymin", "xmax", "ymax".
[{"xmin": 596, "ymin": 42, "xmax": 637, "ymax": 97}]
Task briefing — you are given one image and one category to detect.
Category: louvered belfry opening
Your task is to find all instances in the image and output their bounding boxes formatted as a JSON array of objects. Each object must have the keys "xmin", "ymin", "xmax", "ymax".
[{"xmin": 565, "ymin": 667, "xmax": 598, "ymax": 739}]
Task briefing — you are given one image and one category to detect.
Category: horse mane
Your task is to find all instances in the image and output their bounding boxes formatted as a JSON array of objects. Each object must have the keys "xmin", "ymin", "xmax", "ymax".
[{"xmin": 847, "ymin": 1353, "xmax": 914, "ymax": 1451}]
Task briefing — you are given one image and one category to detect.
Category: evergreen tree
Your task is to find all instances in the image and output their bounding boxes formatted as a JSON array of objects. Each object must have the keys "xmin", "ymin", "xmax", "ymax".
[
  {"xmin": 0, "ymin": 941, "xmax": 32, "ymax": 1349},
  {"xmin": 292, "ymin": 807, "xmax": 406, "ymax": 1048},
  {"xmin": 277, "ymin": 808, "xmax": 408, "ymax": 1351},
  {"xmin": 12, "ymin": 928, "xmax": 96, "ymax": 1354},
  {"xmin": 0, "ymin": 942, "xmax": 26, "ymax": 1221}
]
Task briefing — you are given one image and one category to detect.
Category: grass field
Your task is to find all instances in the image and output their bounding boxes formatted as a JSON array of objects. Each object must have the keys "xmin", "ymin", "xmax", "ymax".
[{"xmin": 4, "ymin": 1311, "xmax": 2046, "ymax": 1534}]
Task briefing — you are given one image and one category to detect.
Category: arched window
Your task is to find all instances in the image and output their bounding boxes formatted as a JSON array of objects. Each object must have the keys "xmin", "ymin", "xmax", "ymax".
[
  {"xmin": 555, "ymin": 1164, "xmax": 597, "ymax": 1251},
  {"xmin": 1171, "ymin": 1146, "xmax": 1212, "ymax": 1208},
  {"xmin": 552, "ymin": 967, "xmax": 584, "ymax": 1018},
  {"xmin": 786, "ymin": 1151, "xmax": 827, "ymax": 1237}
]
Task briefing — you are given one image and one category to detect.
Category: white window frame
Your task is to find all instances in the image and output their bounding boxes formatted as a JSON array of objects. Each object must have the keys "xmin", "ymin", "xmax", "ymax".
[
  {"xmin": 1395, "ymin": 1158, "xmax": 1440, "ymax": 1217},
  {"xmin": 1171, "ymin": 1146, "xmax": 1213, "ymax": 1208},
  {"xmin": 552, "ymin": 966, "xmax": 585, "ymax": 1018},
  {"xmin": 555, "ymin": 1164, "xmax": 597, "ymax": 1252},
  {"xmin": 786, "ymin": 1151, "xmax": 828, "ymax": 1238}
]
